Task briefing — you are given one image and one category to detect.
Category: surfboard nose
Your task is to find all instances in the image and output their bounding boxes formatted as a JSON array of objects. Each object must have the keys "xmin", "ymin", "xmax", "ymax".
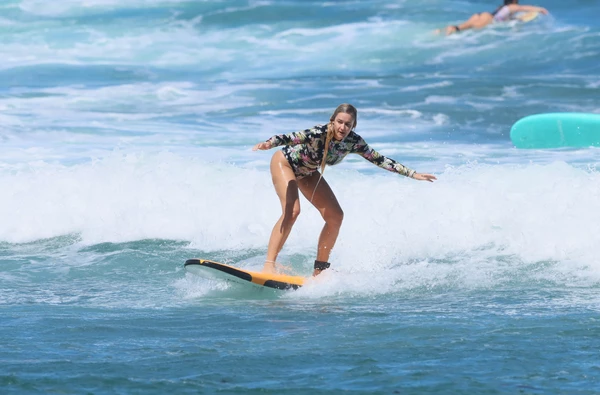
[
  {"xmin": 510, "ymin": 113, "xmax": 600, "ymax": 149},
  {"xmin": 184, "ymin": 258, "xmax": 305, "ymax": 290}
]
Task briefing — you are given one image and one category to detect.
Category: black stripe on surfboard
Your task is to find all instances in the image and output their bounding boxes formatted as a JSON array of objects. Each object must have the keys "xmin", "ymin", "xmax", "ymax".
[
  {"xmin": 263, "ymin": 280, "xmax": 301, "ymax": 290},
  {"xmin": 184, "ymin": 259, "xmax": 252, "ymax": 282}
]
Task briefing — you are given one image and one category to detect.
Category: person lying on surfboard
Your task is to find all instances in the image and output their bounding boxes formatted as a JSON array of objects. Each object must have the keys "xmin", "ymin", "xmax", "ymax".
[
  {"xmin": 435, "ymin": 0, "xmax": 549, "ymax": 36},
  {"xmin": 252, "ymin": 103, "xmax": 436, "ymax": 277}
]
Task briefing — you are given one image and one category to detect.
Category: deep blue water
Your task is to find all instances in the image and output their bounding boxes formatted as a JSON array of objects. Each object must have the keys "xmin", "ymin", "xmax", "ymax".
[{"xmin": 1, "ymin": 0, "xmax": 599, "ymax": 393}]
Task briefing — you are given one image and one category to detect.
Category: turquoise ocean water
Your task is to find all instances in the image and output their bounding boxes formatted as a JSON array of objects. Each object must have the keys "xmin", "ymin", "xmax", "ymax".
[{"xmin": 1, "ymin": 0, "xmax": 600, "ymax": 393}]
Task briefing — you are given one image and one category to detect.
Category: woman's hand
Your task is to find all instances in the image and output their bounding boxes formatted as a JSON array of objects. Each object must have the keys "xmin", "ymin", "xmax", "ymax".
[
  {"xmin": 252, "ymin": 141, "xmax": 272, "ymax": 151},
  {"xmin": 412, "ymin": 172, "xmax": 437, "ymax": 182}
]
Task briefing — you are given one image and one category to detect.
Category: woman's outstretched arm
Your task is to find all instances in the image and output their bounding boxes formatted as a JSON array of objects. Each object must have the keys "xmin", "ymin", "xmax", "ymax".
[{"xmin": 352, "ymin": 138, "xmax": 436, "ymax": 181}]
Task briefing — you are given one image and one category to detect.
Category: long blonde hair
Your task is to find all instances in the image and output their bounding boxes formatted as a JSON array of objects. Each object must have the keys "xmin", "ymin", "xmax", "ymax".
[{"xmin": 310, "ymin": 103, "xmax": 357, "ymax": 202}]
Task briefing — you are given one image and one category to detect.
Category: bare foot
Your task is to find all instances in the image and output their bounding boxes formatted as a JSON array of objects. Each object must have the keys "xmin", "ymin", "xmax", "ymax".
[
  {"xmin": 262, "ymin": 261, "xmax": 294, "ymax": 275},
  {"xmin": 262, "ymin": 261, "xmax": 276, "ymax": 274},
  {"xmin": 445, "ymin": 25, "xmax": 459, "ymax": 35}
]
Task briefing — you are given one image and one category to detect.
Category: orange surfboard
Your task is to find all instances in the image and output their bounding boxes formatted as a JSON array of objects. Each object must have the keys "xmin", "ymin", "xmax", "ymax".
[{"xmin": 184, "ymin": 259, "xmax": 305, "ymax": 290}]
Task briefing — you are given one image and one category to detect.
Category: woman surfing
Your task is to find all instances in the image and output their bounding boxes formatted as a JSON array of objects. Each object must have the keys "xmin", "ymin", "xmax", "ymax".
[{"xmin": 253, "ymin": 104, "xmax": 436, "ymax": 276}]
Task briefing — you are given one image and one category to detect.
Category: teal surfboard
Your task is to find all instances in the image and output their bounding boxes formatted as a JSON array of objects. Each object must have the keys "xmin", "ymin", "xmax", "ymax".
[{"xmin": 510, "ymin": 113, "xmax": 600, "ymax": 149}]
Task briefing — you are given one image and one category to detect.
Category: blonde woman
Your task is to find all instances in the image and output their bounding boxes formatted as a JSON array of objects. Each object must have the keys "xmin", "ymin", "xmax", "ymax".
[{"xmin": 253, "ymin": 104, "xmax": 436, "ymax": 276}]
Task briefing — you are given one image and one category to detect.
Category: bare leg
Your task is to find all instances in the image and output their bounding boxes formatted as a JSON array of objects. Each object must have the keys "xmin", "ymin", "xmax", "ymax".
[
  {"xmin": 263, "ymin": 151, "xmax": 301, "ymax": 273},
  {"xmin": 458, "ymin": 12, "xmax": 494, "ymax": 30},
  {"xmin": 298, "ymin": 173, "xmax": 344, "ymax": 276},
  {"xmin": 438, "ymin": 12, "xmax": 494, "ymax": 35}
]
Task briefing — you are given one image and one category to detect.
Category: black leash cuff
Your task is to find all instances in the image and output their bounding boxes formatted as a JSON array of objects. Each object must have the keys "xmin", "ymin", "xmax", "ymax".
[{"xmin": 314, "ymin": 260, "xmax": 331, "ymax": 271}]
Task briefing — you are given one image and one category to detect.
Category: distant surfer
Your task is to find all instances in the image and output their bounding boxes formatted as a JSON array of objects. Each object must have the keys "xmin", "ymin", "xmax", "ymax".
[
  {"xmin": 252, "ymin": 104, "xmax": 436, "ymax": 276},
  {"xmin": 435, "ymin": 0, "xmax": 549, "ymax": 36}
]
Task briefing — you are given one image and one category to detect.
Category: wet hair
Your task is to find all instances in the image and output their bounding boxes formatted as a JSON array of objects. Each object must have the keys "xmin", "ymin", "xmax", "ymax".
[{"xmin": 494, "ymin": 0, "xmax": 517, "ymax": 15}]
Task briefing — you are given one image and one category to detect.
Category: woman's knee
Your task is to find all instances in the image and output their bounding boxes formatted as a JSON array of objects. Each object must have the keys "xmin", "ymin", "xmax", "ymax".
[
  {"xmin": 324, "ymin": 207, "xmax": 344, "ymax": 227},
  {"xmin": 283, "ymin": 202, "xmax": 301, "ymax": 224}
]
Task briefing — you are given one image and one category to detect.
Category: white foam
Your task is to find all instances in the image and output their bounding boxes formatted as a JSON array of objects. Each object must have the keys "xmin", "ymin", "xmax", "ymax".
[
  {"xmin": 400, "ymin": 81, "xmax": 453, "ymax": 92},
  {"xmin": 1, "ymin": 5, "xmax": 421, "ymax": 76},
  {"xmin": 3, "ymin": 155, "xmax": 600, "ymax": 305},
  {"xmin": 18, "ymin": 0, "xmax": 186, "ymax": 16},
  {"xmin": 1, "ymin": 155, "xmax": 599, "ymax": 274}
]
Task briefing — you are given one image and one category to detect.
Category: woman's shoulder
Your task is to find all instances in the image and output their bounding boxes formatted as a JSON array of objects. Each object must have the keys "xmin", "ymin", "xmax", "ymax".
[{"xmin": 302, "ymin": 124, "xmax": 327, "ymax": 134}]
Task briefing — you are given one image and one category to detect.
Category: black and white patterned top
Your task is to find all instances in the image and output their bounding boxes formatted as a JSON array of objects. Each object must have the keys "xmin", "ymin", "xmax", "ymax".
[{"xmin": 266, "ymin": 124, "xmax": 415, "ymax": 179}]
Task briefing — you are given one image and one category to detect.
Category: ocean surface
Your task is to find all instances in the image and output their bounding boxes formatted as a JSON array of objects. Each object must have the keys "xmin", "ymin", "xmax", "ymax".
[{"xmin": 1, "ymin": 0, "xmax": 599, "ymax": 393}]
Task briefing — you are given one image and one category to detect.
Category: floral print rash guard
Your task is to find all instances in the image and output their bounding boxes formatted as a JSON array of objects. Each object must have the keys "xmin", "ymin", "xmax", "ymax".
[{"xmin": 266, "ymin": 124, "xmax": 416, "ymax": 179}]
